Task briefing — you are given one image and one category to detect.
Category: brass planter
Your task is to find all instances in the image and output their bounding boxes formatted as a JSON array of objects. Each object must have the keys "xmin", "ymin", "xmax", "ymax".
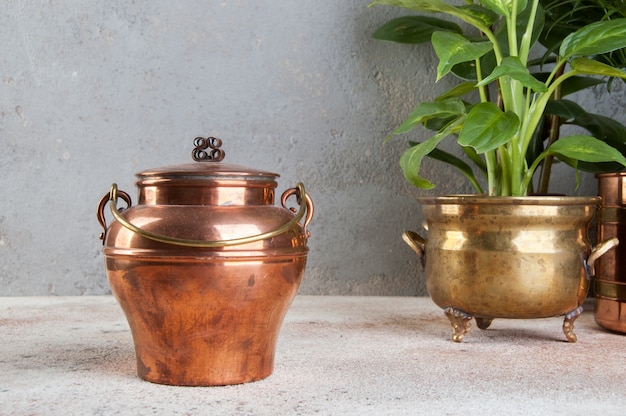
[
  {"xmin": 96, "ymin": 138, "xmax": 314, "ymax": 386},
  {"xmin": 403, "ymin": 195, "xmax": 617, "ymax": 342},
  {"xmin": 595, "ymin": 172, "xmax": 626, "ymax": 334}
]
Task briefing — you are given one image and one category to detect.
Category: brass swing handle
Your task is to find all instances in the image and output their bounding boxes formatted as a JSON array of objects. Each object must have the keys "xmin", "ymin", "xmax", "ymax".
[{"xmin": 97, "ymin": 182, "xmax": 313, "ymax": 248}]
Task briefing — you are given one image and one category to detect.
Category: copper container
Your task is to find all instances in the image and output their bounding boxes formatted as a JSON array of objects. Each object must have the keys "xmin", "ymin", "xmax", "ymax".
[
  {"xmin": 595, "ymin": 172, "xmax": 626, "ymax": 333},
  {"xmin": 403, "ymin": 195, "xmax": 617, "ymax": 342},
  {"xmin": 96, "ymin": 137, "xmax": 314, "ymax": 386}
]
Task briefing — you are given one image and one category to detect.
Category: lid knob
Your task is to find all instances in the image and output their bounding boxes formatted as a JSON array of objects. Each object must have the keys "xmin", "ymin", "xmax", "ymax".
[{"xmin": 192, "ymin": 136, "xmax": 225, "ymax": 162}]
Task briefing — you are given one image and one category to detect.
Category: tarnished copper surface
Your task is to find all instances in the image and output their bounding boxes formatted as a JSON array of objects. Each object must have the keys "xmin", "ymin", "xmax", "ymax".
[
  {"xmin": 595, "ymin": 172, "xmax": 626, "ymax": 334},
  {"xmin": 97, "ymin": 138, "xmax": 313, "ymax": 385},
  {"xmin": 404, "ymin": 195, "xmax": 615, "ymax": 342}
]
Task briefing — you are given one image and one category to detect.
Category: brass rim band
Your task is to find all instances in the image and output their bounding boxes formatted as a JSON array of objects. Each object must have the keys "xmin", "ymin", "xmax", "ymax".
[
  {"xmin": 595, "ymin": 280, "xmax": 626, "ymax": 302},
  {"xmin": 107, "ymin": 182, "xmax": 309, "ymax": 248}
]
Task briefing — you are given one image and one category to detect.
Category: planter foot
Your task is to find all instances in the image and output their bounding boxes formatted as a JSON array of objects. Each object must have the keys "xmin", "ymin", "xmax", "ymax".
[
  {"xmin": 563, "ymin": 306, "xmax": 583, "ymax": 343},
  {"xmin": 444, "ymin": 307, "xmax": 472, "ymax": 342},
  {"xmin": 475, "ymin": 317, "xmax": 493, "ymax": 330}
]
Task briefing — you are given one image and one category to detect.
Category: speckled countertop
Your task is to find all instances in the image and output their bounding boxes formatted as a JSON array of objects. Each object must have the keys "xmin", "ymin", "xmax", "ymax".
[{"xmin": 1, "ymin": 296, "xmax": 625, "ymax": 415}]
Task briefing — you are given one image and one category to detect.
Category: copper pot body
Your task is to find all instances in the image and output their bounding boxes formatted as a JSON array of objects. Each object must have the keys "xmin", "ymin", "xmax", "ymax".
[
  {"xmin": 98, "ymin": 160, "xmax": 313, "ymax": 386},
  {"xmin": 595, "ymin": 172, "xmax": 626, "ymax": 333}
]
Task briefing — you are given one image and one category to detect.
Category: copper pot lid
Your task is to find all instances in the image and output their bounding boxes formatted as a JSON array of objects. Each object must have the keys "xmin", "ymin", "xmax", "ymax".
[
  {"xmin": 138, "ymin": 137, "xmax": 277, "ymax": 180},
  {"xmin": 133, "ymin": 137, "xmax": 282, "ymax": 206},
  {"xmin": 137, "ymin": 136, "xmax": 278, "ymax": 183}
]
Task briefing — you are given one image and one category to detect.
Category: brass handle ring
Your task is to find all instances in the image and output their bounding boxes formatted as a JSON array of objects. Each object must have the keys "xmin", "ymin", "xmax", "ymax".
[{"xmin": 102, "ymin": 182, "xmax": 312, "ymax": 248}]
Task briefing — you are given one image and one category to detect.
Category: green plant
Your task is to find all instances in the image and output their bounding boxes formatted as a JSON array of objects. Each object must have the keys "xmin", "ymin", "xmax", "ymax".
[
  {"xmin": 534, "ymin": 0, "xmax": 626, "ymax": 192},
  {"xmin": 370, "ymin": 0, "xmax": 626, "ymax": 196}
]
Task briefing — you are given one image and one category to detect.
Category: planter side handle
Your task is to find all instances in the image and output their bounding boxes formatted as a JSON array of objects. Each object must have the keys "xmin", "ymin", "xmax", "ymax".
[
  {"xmin": 402, "ymin": 231, "xmax": 427, "ymax": 267},
  {"xmin": 586, "ymin": 237, "xmax": 619, "ymax": 277}
]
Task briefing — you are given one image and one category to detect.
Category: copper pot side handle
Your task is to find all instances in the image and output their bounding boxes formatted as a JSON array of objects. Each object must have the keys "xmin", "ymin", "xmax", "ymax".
[
  {"xmin": 586, "ymin": 237, "xmax": 619, "ymax": 277},
  {"xmin": 97, "ymin": 189, "xmax": 132, "ymax": 245},
  {"xmin": 97, "ymin": 182, "xmax": 313, "ymax": 248},
  {"xmin": 281, "ymin": 186, "xmax": 314, "ymax": 239},
  {"xmin": 402, "ymin": 231, "xmax": 426, "ymax": 267}
]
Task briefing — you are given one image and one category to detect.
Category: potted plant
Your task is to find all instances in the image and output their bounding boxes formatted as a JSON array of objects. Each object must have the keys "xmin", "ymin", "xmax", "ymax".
[{"xmin": 369, "ymin": 0, "xmax": 626, "ymax": 342}]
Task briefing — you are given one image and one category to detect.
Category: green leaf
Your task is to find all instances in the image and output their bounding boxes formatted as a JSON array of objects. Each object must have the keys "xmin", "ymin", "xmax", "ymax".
[
  {"xmin": 571, "ymin": 113, "xmax": 626, "ymax": 145},
  {"xmin": 435, "ymin": 82, "xmax": 476, "ymax": 101},
  {"xmin": 547, "ymin": 135, "xmax": 626, "ymax": 167},
  {"xmin": 574, "ymin": 112, "xmax": 626, "ymax": 173},
  {"xmin": 458, "ymin": 102, "xmax": 520, "ymax": 153},
  {"xmin": 533, "ymin": 73, "xmax": 605, "ymax": 97},
  {"xmin": 386, "ymin": 98, "xmax": 466, "ymax": 140},
  {"xmin": 370, "ymin": 0, "xmax": 450, "ymax": 14},
  {"xmin": 399, "ymin": 118, "xmax": 465, "ymax": 188},
  {"xmin": 432, "ymin": 32, "xmax": 493, "ymax": 80},
  {"xmin": 539, "ymin": 12, "xmax": 576, "ymax": 53},
  {"xmin": 547, "ymin": 101, "xmax": 626, "ymax": 146},
  {"xmin": 463, "ymin": 145, "xmax": 487, "ymax": 174},
  {"xmin": 480, "ymin": 0, "xmax": 527, "ymax": 18},
  {"xmin": 545, "ymin": 99, "xmax": 586, "ymax": 121},
  {"xmin": 369, "ymin": 0, "xmax": 498, "ymax": 31},
  {"xmin": 372, "ymin": 16, "xmax": 462, "ymax": 44},
  {"xmin": 450, "ymin": 50, "xmax": 497, "ymax": 81},
  {"xmin": 559, "ymin": 76, "xmax": 605, "ymax": 96},
  {"xmin": 425, "ymin": 147, "xmax": 484, "ymax": 193},
  {"xmin": 560, "ymin": 18, "xmax": 626, "ymax": 59},
  {"xmin": 570, "ymin": 57, "xmax": 626, "ymax": 80},
  {"xmin": 477, "ymin": 56, "xmax": 548, "ymax": 92},
  {"xmin": 455, "ymin": 4, "xmax": 500, "ymax": 27}
]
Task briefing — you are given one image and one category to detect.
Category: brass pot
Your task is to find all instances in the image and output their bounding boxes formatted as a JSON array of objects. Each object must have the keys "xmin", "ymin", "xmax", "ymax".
[
  {"xmin": 96, "ymin": 137, "xmax": 314, "ymax": 386},
  {"xmin": 403, "ymin": 195, "xmax": 617, "ymax": 343},
  {"xmin": 595, "ymin": 172, "xmax": 626, "ymax": 334}
]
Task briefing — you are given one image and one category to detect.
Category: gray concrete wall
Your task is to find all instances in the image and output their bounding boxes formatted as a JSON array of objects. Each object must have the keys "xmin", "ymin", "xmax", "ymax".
[{"xmin": 1, "ymin": 0, "xmax": 623, "ymax": 296}]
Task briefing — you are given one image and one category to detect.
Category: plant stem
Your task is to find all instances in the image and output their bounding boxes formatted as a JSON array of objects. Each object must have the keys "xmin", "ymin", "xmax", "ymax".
[
  {"xmin": 520, "ymin": 70, "xmax": 577, "ymax": 159},
  {"xmin": 486, "ymin": 150, "xmax": 498, "ymax": 195},
  {"xmin": 519, "ymin": 0, "xmax": 540, "ymax": 66},
  {"xmin": 476, "ymin": 57, "xmax": 488, "ymax": 103},
  {"xmin": 537, "ymin": 61, "xmax": 565, "ymax": 194},
  {"xmin": 509, "ymin": 0, "xmax": 519, "ymax": 57},
  {"xmin": 536, "ymin": 116, "xmax": 559, "ymax": 193}
]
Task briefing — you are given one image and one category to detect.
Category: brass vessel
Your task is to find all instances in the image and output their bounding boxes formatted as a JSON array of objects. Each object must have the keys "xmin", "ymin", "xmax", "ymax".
[
  {"xmin": 403, "ymin": 195, "xmax": 617, "ymax": 342},
  {"xmin": 595, "ymin": 172, "xmax": 626, "ymax": 334},
  {"xmin": 97, "ymin": 137, "xmax": 314, "ymax": 386}
]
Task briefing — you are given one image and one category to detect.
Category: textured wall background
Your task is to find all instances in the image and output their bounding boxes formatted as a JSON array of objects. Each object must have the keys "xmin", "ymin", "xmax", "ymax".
[{"xmin": 2, "ymin": 0, "xmax": 624, "ymax": 296}]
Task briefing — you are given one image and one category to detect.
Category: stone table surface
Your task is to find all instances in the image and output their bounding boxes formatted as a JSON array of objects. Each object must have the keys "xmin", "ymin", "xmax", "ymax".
[{"xmin": 1, "ymin": 296, "xmax": 625, "ymax": 415}]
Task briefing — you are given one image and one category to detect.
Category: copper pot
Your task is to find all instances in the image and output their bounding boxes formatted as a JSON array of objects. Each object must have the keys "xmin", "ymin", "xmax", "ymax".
[
  {"xmin": 403, "ymin": 195, "xmax": 617, "ymax": 343},
  {"xmin": 96, "ymin": 137, "xmax": 314, "ymax": 386},
  {"xmin": 595, "ymin": 172, "xmax": 626, "ymax": 334}
]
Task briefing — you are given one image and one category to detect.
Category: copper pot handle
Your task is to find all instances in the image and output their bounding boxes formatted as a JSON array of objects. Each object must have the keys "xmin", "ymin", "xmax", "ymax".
[
  {"xmin": 97, "ymin": 189, "xmax": 132, "ymax": 244},
  {"xmin": 97, "ymin": 182, "xmax": 313, "ymax": 247}
]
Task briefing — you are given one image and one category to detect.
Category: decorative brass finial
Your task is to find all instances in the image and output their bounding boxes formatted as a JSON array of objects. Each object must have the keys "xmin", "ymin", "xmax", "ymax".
[{"xmin": 192, "ymin": 136, "xmax": 225, "ymax": 162}]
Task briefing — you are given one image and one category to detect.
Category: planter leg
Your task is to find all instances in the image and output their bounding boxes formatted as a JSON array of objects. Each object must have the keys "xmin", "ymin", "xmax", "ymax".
[
  {"xmin": 563, "ymin": 306, "xmax": 583, "ymax": 343},
  {"xmin": 475, "ymin": 317, "xmax": 493, "ymax": 330},
  {"xmin": 444, "ymin": 307, "xmax": 472, "ymax": 342}
]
